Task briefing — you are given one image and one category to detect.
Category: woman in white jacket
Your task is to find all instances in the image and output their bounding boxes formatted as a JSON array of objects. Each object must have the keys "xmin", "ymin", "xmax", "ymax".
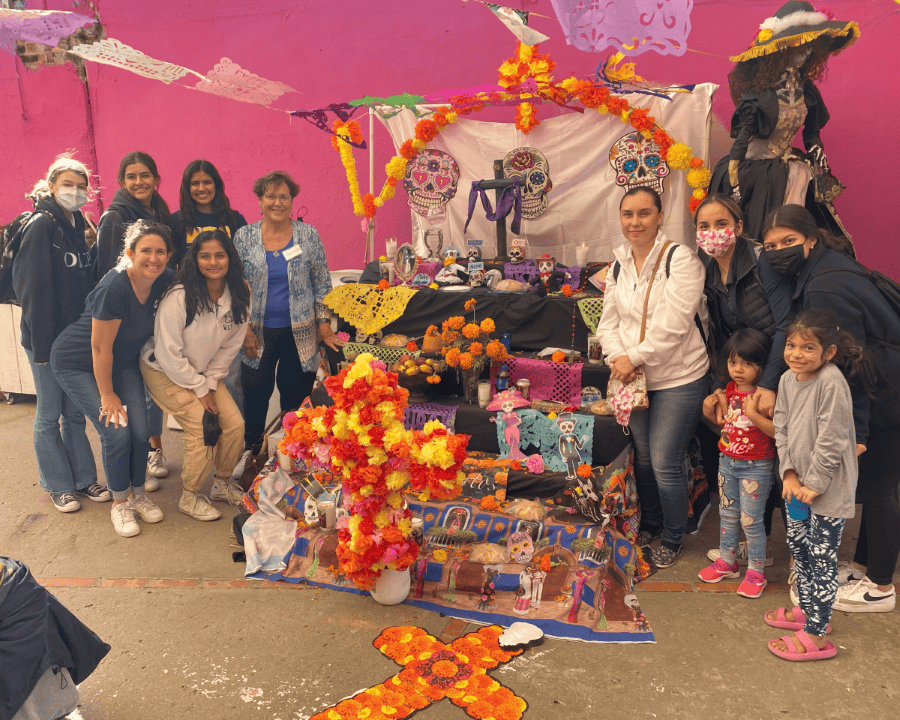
[
  {"xmin": 597, "ymin": 187, "xmax": 709, "ymax": 569},
  {"xmin": 140, "ymin": 229, "xmax": 250, "ymax": 521}
]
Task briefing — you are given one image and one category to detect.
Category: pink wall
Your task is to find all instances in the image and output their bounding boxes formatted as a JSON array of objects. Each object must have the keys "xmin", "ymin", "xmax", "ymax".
[{"xmin": 2, "ymin": 1, "xmax": 898, "ymax": 276}]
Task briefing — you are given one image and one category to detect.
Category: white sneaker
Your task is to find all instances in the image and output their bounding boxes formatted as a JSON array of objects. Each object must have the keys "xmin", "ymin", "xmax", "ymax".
[
  {"xmin": 706, "ymin": 539, "xmax": 774, "ymax": 567},
  {"xmin": 833, "ymin": 577, "xmax": 897, "ymax": 613},
  {"xmin": 144, "ymin": 475, "xmax": 160, "ymax": 492},
  {"xmin": 147, "ymin": 449, "xmax": 169, "ymax": 478},
  {"xmin": 128, "ymin": 495, "xmax": 164, "ymax": 523},
  {"xmin": 211, "ymin": 479, "xmax": 245, "ymax": 506},
  {"xmin": 836, "ymin": 560, "xmax": 866, "ymax": 586},
  {"xmin": 179, "ymin": 492, "xmax": 222, "ymax": 522},
  {"xmin": 111, "ymin": 503, "xmax": 140, "ymax": 537},
  {"xmin": 230, "ymin": 449, "xmax": 252, "ymax": 480}
]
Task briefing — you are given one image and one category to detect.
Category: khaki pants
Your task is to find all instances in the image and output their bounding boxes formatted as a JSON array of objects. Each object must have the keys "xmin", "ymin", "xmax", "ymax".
[{"xmin": 140, "ymin": 362, "xmax": 244, "ymax": 493}]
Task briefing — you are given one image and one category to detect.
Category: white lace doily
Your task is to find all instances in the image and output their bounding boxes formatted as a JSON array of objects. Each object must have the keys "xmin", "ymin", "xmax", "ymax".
[{"xmin": 67, "ymin": 38, "xmax": 206, "ymax": 84}]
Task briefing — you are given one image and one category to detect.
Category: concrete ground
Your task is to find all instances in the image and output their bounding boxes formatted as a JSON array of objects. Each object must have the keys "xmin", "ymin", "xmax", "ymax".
[{"xmin": 1, "ymin": 395, "xmax": 898, "ymax": 720}]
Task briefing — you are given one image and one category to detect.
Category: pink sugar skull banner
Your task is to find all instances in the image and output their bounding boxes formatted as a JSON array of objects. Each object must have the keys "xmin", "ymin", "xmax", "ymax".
[{"xmin": 550, "ymin": 0, "xmax": 693, "ymax": 56}]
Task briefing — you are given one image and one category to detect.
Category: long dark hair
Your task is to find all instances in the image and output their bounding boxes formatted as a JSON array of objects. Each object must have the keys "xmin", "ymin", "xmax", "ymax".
[
  {"xmin": 178, "ymin": 159, "xmax": 240, "ymax": 234},
  {"xmin": 117, "ymin": 151, "xmax": 171, "ymax": 220},
  {"xmin": 719, "ymin": 328, "xmax": 771, "ymax": 385},
  {"xmin": 619, "ymin": 185, "xmax": 662, "ymax": 212},
  {"xmin": 728, "ymin": 37, "xmax": 833, "ymax": 106},
  {"xmin": 761, "ymin": 204, "xmax": 854, "ymax": 256},
  {"xmin": 165, "ymin": 229, "xmax": 249, "ymax": 326},
  {"xmin": 787, "ymin": 308, "xmax": 876, "ymax": 395}
]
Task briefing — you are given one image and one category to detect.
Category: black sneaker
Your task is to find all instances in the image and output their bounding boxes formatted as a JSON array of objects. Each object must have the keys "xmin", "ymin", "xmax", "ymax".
[
  {"xmin": 75, "ymin": 483, "xmax": 112, "ymax": 502},
  {"xmin": 636, "ymin": 525, "xmax": 663, "ymax": 547},
  {"xmin": 50, "ymin": 492, "xmax": 81, "ymax": 513},
  {"xmin": 651, "ymin": 543, "xmax": 683, "ymax": 569}
]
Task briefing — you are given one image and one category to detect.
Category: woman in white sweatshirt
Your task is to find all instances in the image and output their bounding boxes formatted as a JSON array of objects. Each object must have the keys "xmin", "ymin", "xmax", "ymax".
[
  {"xmin": 140, "ymin": 229, "xmax": 250, "ymax": 521},
  {"xmin": 597, "ymin": 187, "xmax": 709, "ymax": 569}
]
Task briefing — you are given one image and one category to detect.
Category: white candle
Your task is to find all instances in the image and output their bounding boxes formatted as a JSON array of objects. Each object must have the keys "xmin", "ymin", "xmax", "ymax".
[
  {"xmin": 478, "ymin": 381, "xmax": 492, "ymax": 408},
  {"xmin": 385, "ymin": 238, "xmax": 397, "ymax": 259},
  {"xmin": 575, "ymin": 243, "xmax": 588, "ymax": 267},
  {"xmin": 276, "ymin": 449, "xmax": 292, "ymax": 473}
]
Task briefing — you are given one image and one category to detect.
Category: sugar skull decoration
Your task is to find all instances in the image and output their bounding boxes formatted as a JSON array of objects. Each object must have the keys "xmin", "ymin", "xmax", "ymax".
[
  {"xmin": 503, "ymin": 147, "xmax": 552, "ymax": 219},
  {"xmin": 304, "ymin": 495, "xmax": 319, "ymax": 525},
  {"xmin": 508, "ymin": 531, "xmax": 535, "ymax": 564},
  {"xmin": 609, "ymin": 131, "xmax": 669, "ymax": 194},
  {"xmin": 466, "ymin": 245, "xmax": 482, "ymax": 262},
  {"xmin": 509, "ymin": 246, "xmax": 525, "ymax": 264},
  {"xmin": 403, "ymin": 149, "xmax": 460, "ymax": 225}
]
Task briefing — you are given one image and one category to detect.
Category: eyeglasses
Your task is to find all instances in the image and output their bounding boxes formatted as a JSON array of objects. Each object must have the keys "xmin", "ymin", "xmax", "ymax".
[{"xmin": 263, "ymin": 193, "xmax": 292, "ymax": 203}]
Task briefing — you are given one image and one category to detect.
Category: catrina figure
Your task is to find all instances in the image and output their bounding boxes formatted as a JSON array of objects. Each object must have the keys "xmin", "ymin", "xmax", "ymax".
[{"xmin": 708, "ymin": 1, "xmax": 859, "ymax": 244}]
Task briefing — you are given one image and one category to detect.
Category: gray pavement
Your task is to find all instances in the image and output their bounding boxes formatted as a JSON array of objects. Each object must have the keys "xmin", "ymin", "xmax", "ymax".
[{"xmin": 1, "ymin": 395, "xmax": 898, "ymax": 719}]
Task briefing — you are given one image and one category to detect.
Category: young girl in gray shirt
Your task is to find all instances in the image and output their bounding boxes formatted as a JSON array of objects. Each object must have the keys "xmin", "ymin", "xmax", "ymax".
[{"xmin": 767, "ymin": 308, "xmax": 875, "ymax": 662}]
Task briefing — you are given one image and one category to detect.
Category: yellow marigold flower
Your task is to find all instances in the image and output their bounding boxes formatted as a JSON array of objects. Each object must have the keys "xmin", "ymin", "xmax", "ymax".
[
  {"xmin": 412, "ymin": 139, "xmax": 426, "ymax": 151},
  {"xmin": 666, "ymin": 143, "xmax": 693, "ymax": 170},
  {"xmin": 385, "ymin": 156, "xmax": 408, "ymax": 179},
  {"xmin": 469, "ymin": 342, "xmax": 484, "ymax": 356},
  {"xmin": 480, "ymin": 318, "xmax": 496, "ymax": 334},
  {"xmin": 686, "ymin": 166, "xmax": 712, "ymax": 189},
  {"xmin": 692, "ymin": 188, "xmax": 706, "ymax": 200},
  {"xmin": 462, "ymin": 323, "xmax": 481, "ymax": 340}
]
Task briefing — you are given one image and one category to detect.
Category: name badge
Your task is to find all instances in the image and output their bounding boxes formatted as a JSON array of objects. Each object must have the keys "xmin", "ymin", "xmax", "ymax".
[{"xmin": 282, "ymin": 244, "xmax": 302, "ymax": 261}]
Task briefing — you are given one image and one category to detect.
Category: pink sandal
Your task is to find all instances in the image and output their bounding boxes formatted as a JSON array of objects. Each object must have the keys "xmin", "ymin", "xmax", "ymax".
[
  {"xmin": 768, "ymin": 630, "xmax": 836, "ymax": 662},
  {"xmin": 764, "ymin": 606, "xmax": 832, "ymax": 634}
]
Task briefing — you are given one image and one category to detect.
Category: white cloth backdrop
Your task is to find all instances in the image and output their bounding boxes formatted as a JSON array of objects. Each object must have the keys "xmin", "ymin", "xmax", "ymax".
[{"xmin": 379, "ymin": 83, "xmax": 716, "ymax": 266}]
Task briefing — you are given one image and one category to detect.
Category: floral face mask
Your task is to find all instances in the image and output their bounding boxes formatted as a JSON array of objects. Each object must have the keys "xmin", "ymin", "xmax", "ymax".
[{"xmin": 696, "ymin": 226, "xmax": 736, "ymax": 257}]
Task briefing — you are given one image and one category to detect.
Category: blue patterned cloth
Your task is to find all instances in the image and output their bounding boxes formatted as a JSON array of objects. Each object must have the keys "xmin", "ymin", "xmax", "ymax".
[{"xmin": 234, "ymin": 220, "xmax": 333, "ymax": 372}]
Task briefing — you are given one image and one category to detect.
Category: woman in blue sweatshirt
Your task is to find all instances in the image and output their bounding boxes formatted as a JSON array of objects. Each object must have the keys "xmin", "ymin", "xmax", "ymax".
[{"xmin": 12, "ymin": 154, "xmax": 107, "ymax": 513}]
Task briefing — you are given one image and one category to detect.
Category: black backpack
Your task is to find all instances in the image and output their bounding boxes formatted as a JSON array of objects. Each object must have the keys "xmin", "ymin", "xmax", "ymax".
[{"xmin": 0, "ymin": 210, "xmax": 52, "ymax": 305}]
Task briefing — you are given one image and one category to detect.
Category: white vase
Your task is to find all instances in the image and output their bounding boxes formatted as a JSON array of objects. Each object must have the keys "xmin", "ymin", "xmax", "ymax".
[{"xmin": 370, "ymin": 568, "xmax": 411, "ymax": 605}]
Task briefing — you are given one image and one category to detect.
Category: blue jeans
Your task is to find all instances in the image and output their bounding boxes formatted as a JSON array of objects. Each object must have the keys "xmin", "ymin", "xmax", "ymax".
[
  {"xmin": 146, "ymin": 388, "xmax": 163, "ymax": 438},
  {"xmin": 629, "ymin": 376, "xmax": 707, "ymax": 548},
  {"xmin": 50, "ymin": 362, "xmax": 151, "ymax": 500},
  {"xmin": 787, "ymin": 513, "xmax": 845, "ymax": 636},
  {"xmin": 24, "ymin": 349, "xmax": 97, "ymax": 494},
  {"xmin": 223, "ymin": 352, "xmax": 244, "ymax": 416},
  {"xmin": 718, "ymin": 454, "xmax": 775, "ymax": 573}
]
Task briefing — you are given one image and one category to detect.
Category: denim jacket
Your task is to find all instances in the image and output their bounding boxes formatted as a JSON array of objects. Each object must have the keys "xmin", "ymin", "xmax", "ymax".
[{"xmin": 233, "ymin": 220, "xmax": 332, "ymax": 372}]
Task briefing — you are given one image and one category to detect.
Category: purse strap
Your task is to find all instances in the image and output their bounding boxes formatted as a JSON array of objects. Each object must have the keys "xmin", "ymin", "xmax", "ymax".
[{"xmin": 639, "ymin": 240, "xmax": 674, "ymax": 343}]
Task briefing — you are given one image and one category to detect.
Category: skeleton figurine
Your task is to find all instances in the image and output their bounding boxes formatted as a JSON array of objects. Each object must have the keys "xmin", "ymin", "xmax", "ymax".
[
  {"xmin": 466, "ymin": 245, "xmax": 482, "ymax": 263},
  {"xmin": 508, "ymin": 245, "xmax": 526, "ymax": 265},
  {"xmin": 435, "ymin": 263, "xmax": 469, "ymax": 286},
  {"xmin": 527, "ymin": 254, "xmax": 568, "ymax": 297},
  {"xmin": 556, "ymin": 412, "xmax": 587, "ymax": 479}
]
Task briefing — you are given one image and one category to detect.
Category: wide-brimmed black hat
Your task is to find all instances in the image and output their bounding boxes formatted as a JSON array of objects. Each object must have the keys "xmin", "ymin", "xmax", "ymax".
[{"xmin": 730, "ymin": 1, "xmax": 859, "ymax": 63}]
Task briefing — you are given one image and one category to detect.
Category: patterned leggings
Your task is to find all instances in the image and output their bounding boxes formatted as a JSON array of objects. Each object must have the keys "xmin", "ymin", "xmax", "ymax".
[{"xmin": 786, "ymin": 513, "xmax": 846, "ymax": 637}]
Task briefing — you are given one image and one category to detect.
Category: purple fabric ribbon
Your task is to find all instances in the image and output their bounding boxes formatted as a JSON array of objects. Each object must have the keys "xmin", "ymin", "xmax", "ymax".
[{"xmin": 464, "ymin": 177, "xmax": 523, "ymax": 235}]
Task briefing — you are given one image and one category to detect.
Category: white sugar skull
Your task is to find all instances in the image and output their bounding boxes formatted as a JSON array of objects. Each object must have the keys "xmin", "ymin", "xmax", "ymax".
[
  {"xmin": 577, "ymin": 475, "xmax": 599, "ymax": 503},
  {"xmin": 609, "ymin": 131, "xmax": 669, "ymax": 194},
  {"xmin": 509, "ymin": 246, "xmax": 525, "ymax": 264},
  {"xmin": 503, "ymin": 147, "xmax": 552, "ymax": 219},
  {"xmin": 304, "ymin": 496, "xmax": 319, "ymax": 525},
  {"xmin": 469, "ymin": 269, "xmax": 486, "ymax": 287},
  {"xmin": 508, "ymin": 531, "xmax": 534, "ymax": 564},
  {"xmin": 403, "ymin": 149, "xmax": 460, "ymax": 225},
  {"xmin": 466, "ymin": 245, "xmax": 482, "ymax": 262}
]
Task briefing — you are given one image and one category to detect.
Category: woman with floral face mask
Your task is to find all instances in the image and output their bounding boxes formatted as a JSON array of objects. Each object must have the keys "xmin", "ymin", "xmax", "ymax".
[
  {"xmin": 696, "ymin": 195, "xmax": 794, "ymax": 569},
  {"xmin": 11, "ymin": 153, "xmax": 108, "ymax": 513}
]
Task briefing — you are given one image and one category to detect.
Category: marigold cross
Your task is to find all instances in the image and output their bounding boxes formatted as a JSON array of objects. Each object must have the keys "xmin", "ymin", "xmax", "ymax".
[{"xmin": 310, "ymin": 625, "xmax": 527, "ymax": 720}]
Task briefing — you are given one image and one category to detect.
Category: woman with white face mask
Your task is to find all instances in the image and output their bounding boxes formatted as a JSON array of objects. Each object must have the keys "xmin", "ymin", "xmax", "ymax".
[
  {"xmin": 695, "ymin": 194, "xmax": 794, "ymax": 569},
  {"xmin": 11, "ymin": 153, "xmax": 109, "ymax": 513}
]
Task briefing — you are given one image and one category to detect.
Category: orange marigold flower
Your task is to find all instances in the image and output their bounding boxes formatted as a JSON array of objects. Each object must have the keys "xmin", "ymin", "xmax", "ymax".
[
  {"xmin": 462, "ymin": 323, "xmax": 481, "ymax": 340},
  {"xmin": 485, "ymin": 340, "xmax": 506, "ymax": 360},
  {"xmin": 415, "ymin": 119, "xmax": 440, "ymax": 142},
  {"xmin": 540, "ymin": 555, "xmax": 553, "ymax": 572},
  {"xmin": 511, "ymin": 460, "xmax": 522, "ymax": 471},
  {"xmin": 605, "ymin": 96, "xmax": 629, "ymax": 116},
  {"xmin": 576, "ymin": 463, "xmax": 592, "ymax": 478},
  {"xmin": 551, "ymin": 350, "xmax": 566, "ymax": 363},
  {"xmin": 629, "ymin": 107, "xmax": 654, "ymax": 133},
  {"xmin": 406, "ymin": 341, "xmax": 418, "ymax": 351},
  {"xmin": 377, "ymin": 279, "xmax": 391, "ymax": 290},
  {"xmin": 689, "ymin": 196, "xmax": 703, "ymax": 215},
  {"xmin": 459, "ymin": 352, "xmax": 474, "ymax": 370},
  {"xmin": 479, "ymin": 318, "xmax": 495, "ymax": 334},
  {"xmin": 469, "ymin": 342, "xmax": 483, "ymax": 356},
  {"xmin": 480, "ymin": 496, "xmax": 496, "ymax": 510},
  {"xmin": 445, "ymin": 316, "xmax": 466, "ymax": 331},
  {"xmin": 400, "ymin": 139, "xmax": 419, "ymax": 160},
  {"xmin": 690, "ymin": 156, "xmax": 704, "ymax": 168},
  {"xmin": 446, "ymin": 348, "xmax": 461, "ymax": 367},
  {"xmin": 464, "ymin": 298, "xmax": 477, "ymax": 311},
  {"xmin": 426, "ymin": 325, "xmax": 438, "ymax": 336},
  {"xmin": 561, "ymin": 284, "xmax": 574, "ymax": 297},
  {"xmin": 442, "ymin": 329, "xmax": 460, "ymax": 344},
  {"xmin": 362, "ymin": 193, "xmax": 376, "ymax": 218}
]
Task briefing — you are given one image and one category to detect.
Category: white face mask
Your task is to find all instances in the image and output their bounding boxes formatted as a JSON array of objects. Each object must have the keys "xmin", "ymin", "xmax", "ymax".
[{"xmin": 55, "ymin": 186, "xmax": 87, "ymax": 213}]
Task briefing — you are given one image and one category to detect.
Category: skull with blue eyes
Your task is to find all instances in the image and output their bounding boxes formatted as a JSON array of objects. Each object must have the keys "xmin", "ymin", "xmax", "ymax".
[
  {"xmin": 503, "ymin": 147, "xmax": 552, "ymax": 219},
  {"xmin": 609, "ymin": 131, "xmax": 670, "ymax": 194}
]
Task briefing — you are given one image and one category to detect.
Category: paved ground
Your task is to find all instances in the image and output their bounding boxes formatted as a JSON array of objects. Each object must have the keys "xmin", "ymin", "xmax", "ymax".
[{"xmin": 1, "ymin": 395, "xmax": 898, "ymax": 719}]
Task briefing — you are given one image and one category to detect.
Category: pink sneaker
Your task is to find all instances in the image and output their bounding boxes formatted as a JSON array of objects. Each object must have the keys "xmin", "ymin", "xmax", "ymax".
[
  {"xmin": 737, "ymin": 569, "xmax": 768, "ymax": 598},
  {"xmin": 698, "ymin": 558, "xmax": 740, "ymax": 583}
]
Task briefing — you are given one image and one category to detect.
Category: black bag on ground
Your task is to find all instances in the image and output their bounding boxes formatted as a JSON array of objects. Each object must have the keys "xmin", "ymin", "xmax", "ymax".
[{"xmin": 239, "ymin": 413, "xmax": 285, "ymax": 491}]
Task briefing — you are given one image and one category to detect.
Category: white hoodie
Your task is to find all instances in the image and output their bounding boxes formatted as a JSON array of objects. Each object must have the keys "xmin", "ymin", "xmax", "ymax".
[
  {"xmin": 596, "ymin": 232, "xmax": 709, "ymax": 391},
  {"xmin": 141, "ymin": 284, "xmax": 248, "ymax": 398}
]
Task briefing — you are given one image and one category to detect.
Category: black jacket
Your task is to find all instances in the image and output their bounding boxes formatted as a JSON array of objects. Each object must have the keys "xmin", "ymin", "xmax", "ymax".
[
  {"xmin": 794, "ymin": 242, "xmax": 900, "ymax": 444},
  {"xmin": 93, "ymin": 188, "xmax": 171, "ymax": 281},
  {"xmin": 701, "ymin": 237, "xmax": 793, "ymax": 391},
  {"xmin": 11, "ymin": 196, "xmax": 94, "ymax": 364}
]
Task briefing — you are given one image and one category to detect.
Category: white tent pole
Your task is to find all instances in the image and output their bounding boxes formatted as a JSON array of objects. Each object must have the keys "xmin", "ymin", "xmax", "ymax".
[{"xmin": 367, "ymin": 107, "xmax": 375, "ymax": 264}]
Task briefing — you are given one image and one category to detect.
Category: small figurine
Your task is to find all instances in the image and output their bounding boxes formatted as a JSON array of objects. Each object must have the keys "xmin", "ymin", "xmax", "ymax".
[
  {"xmin": 487, "ymin": 390, "xmax": 530, "ymax": 460},
  {"xmin": 528, "ymin": 254, "xmax": 568, "ymax": 297},
  {"xmin": 556, "ymin": 412, "xmax": 587, "ymax": 479},
  {"xmin": 508, "ymin": 245, "xmax": 526, "ymax": 265},
  {"xmin": 466, "ymin": 245, "xmax": 483, "ymax": 263}
]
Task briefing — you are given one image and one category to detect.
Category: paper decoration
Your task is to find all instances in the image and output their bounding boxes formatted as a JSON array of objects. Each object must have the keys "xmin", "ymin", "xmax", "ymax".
[
  {"xmin": 290, "ymin": 103, "xmax": 366, "ymax": 149},
  {"xmin": 349, "ymin": 93, "xmax": 429, "ymax": 118},
  {"xmin": 193, "ymin": 57, "xmax": 295, "ymax": 106},
  {"xmin": 550, "ymin": 0, "xmax": 693, "ymax": 56},
  {"xmin": 0, "ymin": 8, "xmax": 92, "ymax": 54},
  {"xmin": 403, "ymin": 149, "xmax": 460, "ymax": 224},
  {"xmin": 67, "ymin": 38, "xmax": 206, "ymax": 84},
  {"xmin": 485, "ymin": 2, "xmax": 551, "ymax": 45}
]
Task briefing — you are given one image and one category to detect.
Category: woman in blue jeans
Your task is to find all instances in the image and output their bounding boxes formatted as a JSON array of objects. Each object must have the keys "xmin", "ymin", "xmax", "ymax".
[
  {"xmin": 11, "ymin": 154, "xmax": 107, "ymax": 513},
  {"xmin": 51, "ymin": 221, "xmax": 174, "ymax": 538},
  {"xmin": 597, "ymin": 187, "xmax": 709, "ymax": 568}
]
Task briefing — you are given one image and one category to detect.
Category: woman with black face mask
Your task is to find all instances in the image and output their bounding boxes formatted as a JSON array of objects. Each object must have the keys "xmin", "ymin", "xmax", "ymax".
[{"xmin": 762, "ymin": 203, "xmax": 900, "ymax": 615}]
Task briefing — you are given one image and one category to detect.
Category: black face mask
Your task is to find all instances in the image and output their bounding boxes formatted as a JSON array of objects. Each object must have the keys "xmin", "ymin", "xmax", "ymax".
[
  {"xmin": 765, "ymin": 244, "xmax": 807, "ymax": 277},
  {"xmin": 202, "ymin": 410, "xmax": 222, "ymax": 447}
]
